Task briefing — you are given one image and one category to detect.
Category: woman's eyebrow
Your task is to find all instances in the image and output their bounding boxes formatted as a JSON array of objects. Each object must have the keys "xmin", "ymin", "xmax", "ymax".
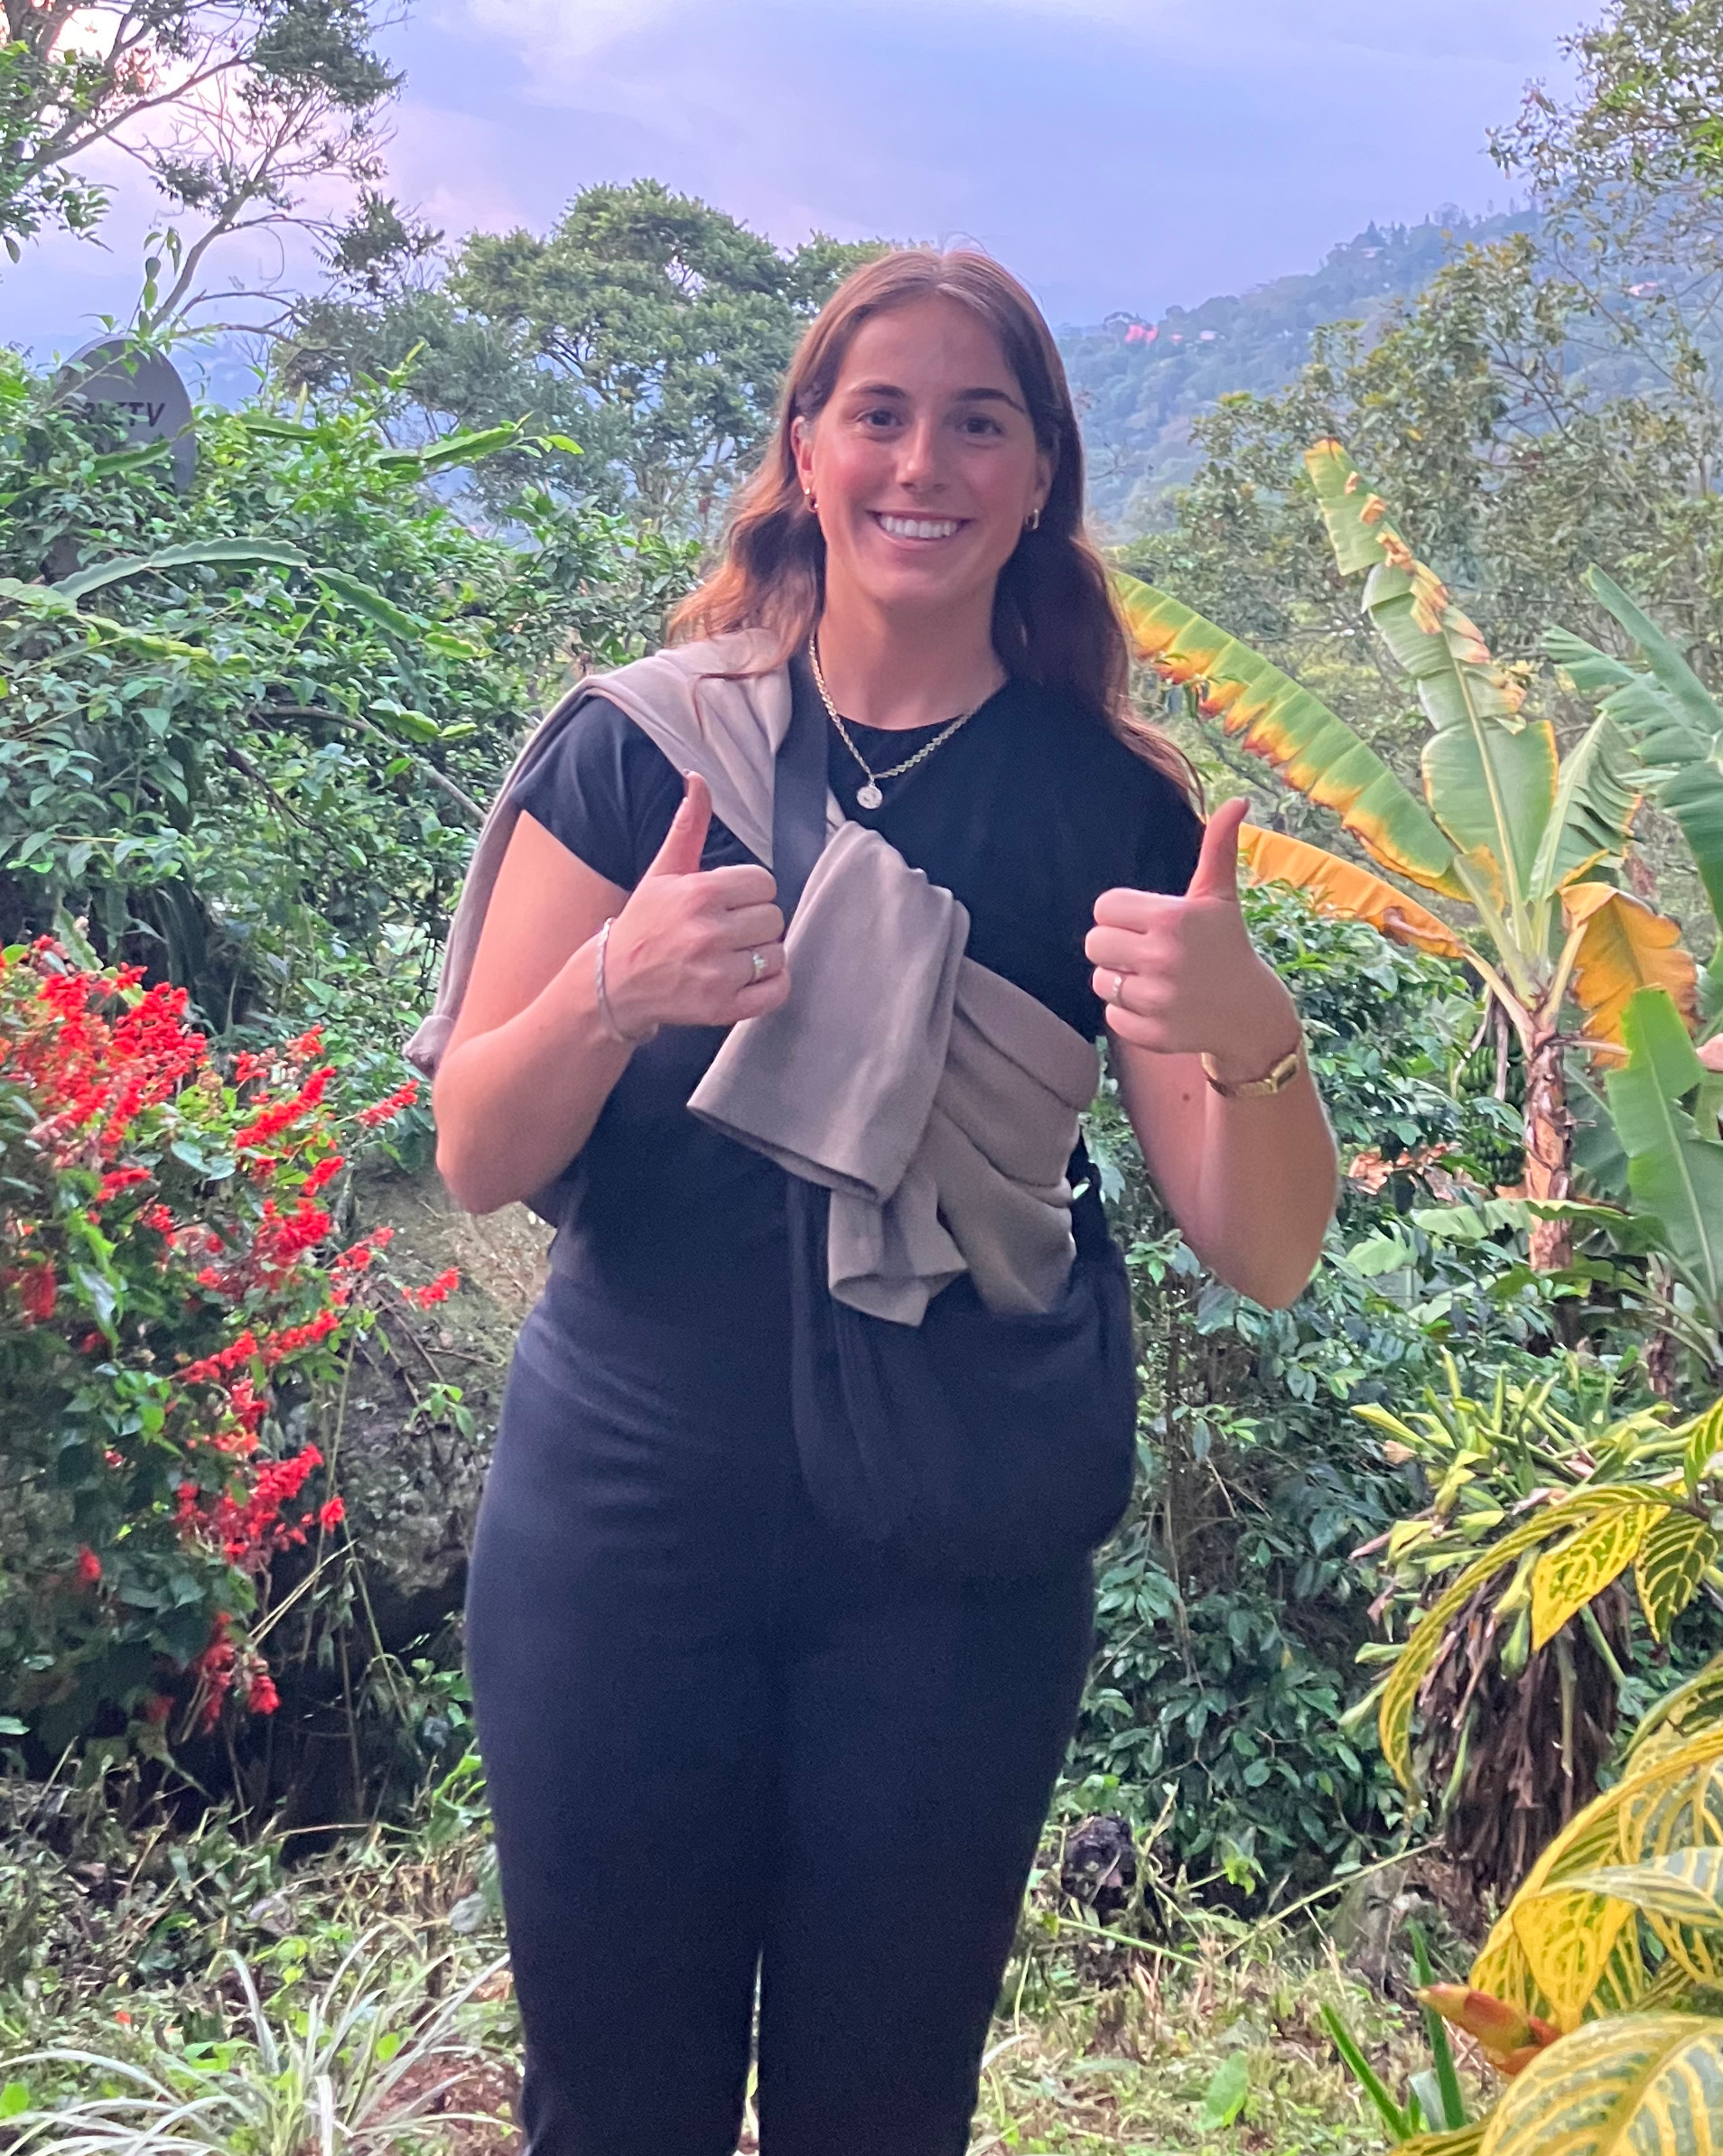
[{"xmin": 842, "ymin": 381, "xmax": 1027, "ymax": 414}]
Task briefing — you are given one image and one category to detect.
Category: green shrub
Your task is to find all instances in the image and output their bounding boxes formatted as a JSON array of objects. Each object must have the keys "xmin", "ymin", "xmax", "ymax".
[{"xmin": 0, "ymin": 936, "xmax": 443, "ymax": 1759}]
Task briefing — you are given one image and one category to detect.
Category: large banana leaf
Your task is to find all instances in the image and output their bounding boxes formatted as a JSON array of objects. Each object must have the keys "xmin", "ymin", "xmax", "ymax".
[
  {"xmin": 1605, "ymin": 987, "xmax": 1723, "ymax": 1317},
  {"xmin": 1477, "ymin": 2012, "xmax": 1723, "ymax": 2156},
  {"xmin": 1112, "ymin": 572, "xmax": 1464, "ymax": 895},
  {"xmin": 1562, "ymin": 886, "xmax": 1700, "ymax": 1044},
  {"xmin": 1549, "ymin": 571, "xmax": 1723, "ymax": 1017},
  {"xmin": 1528, "ymin": 713, "xmax": 1643, "ymax": 904},
  {"xmin": 1238, "ymin": 825, "xmax": 1472, "ymax": 959},
  {"xmin": 1306, "ymin": 441, "xmax": 1557, "ymax": 922}
]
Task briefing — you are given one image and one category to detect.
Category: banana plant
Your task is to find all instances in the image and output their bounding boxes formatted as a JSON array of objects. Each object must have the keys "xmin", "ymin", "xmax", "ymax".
[
  {"xmin": 1547, "ymin": 568, "xmax": 1723, "ymax": 1026},
  {"xmin": 1116, "ymin": 440, "xmax": 1700, "ymax": 1269}
]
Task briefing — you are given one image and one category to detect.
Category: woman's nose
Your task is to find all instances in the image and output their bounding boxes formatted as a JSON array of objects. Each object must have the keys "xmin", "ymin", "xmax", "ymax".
[{"xmin": 894, "ymin": 418, "xmax": 945, "ymax": 492}]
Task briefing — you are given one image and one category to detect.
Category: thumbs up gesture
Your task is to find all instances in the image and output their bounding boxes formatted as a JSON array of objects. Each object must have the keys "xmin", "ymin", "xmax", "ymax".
[
  {"xmin": 600, "ymin": 772, "xmax": 790, "ymax": 1037},
  {"xmin": 1085, "ymin": 798, "xmax": 1300, "ymax": 1077}
]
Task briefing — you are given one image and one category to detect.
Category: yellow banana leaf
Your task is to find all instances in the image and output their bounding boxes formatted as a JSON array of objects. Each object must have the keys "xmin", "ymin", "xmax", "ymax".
[
  {"xmin": 1476, "ymin": 2012, "xmax": 1723, "ymax": 2156},
  {"xmin": 1113, "ymin": 572, "xmax": 1465, "ymax": 897},
  {"xmin": 1238, "ymin": 825, "xmax": 1472, "ymax": 960},
  {"xmin": 1562, "ymin": 885, "xmax": 1699, "ymax": 1044}
]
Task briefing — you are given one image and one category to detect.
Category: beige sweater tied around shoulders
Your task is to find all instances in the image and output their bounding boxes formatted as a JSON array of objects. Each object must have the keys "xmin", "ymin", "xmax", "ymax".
[{"xmin": 407, "ymin": 634, "xmax": 1100, "ymax": 1326}]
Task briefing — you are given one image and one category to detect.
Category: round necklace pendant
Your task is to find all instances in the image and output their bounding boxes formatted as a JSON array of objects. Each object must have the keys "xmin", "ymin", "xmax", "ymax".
[{"xmin": 856, "ymin": 780, "xmax": 883, "ymax": 810}]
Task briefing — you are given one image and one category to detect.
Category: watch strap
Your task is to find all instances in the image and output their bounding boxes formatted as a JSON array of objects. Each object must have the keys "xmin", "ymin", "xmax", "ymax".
[{"xmin": 1200, "ymin": 1043, "xmax": 1304, "ymax": 1099}]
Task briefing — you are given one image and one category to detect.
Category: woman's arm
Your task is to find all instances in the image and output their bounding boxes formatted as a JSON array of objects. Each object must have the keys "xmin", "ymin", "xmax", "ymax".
[
  {"xmin": 433, "ymin": 774, "xmax": 788, "ymax": 1213},
  {"xmin": 1085, "ymin": 798, "xmax": 1336, "ymax": 1307}
]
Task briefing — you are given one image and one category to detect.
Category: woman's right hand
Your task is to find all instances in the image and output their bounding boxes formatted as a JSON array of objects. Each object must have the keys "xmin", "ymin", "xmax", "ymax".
[{"xmin": 601, "ymin": 772, "xmax": 790, "ymax": 1037}]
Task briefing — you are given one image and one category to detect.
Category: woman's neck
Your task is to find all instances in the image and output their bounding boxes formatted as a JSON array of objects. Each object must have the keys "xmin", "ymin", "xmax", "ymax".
[{"xmin": 813, "ymin": 587, "xmax": 1007, "ymax": 731}]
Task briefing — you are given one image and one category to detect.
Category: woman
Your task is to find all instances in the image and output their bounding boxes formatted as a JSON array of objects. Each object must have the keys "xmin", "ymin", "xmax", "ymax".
[{"xmin": 432, "ymin": 248, "xmax": 1336, "ymax": 2155}]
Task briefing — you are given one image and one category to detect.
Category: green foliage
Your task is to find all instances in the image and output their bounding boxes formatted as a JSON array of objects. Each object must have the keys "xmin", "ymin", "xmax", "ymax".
[
  {"xmin": 1075, "ymin": 886, "xmax": 1554, "ymax": 1886},
  {"xmin": 284, "ymin": 179, "xmax": 890, "ymax": 530},
  {"xmin": 0, "ymin": 346, "xmax": 690, "ymax": 1057}
]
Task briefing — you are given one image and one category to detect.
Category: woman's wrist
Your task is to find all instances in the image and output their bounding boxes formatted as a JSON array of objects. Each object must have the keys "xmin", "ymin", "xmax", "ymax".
[
  {"xmin": 592, "ymin": 917, "xmax": 659, "ymax": 1046},
  {"xmin": 1201, "ymin": 975, "xmax": 1302, "ymax": 1087}
]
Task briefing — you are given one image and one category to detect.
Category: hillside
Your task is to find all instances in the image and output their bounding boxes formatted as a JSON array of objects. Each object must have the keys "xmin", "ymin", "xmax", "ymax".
[{"xmin": 1060, "ymin": 208, "xmax": 1536, "ymax": 535}]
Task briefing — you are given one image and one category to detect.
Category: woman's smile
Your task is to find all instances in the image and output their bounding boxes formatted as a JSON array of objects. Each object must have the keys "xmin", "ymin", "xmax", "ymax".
[{"xmin": 870, "ymin": 510, "xmax": 969, "ymax": 543}]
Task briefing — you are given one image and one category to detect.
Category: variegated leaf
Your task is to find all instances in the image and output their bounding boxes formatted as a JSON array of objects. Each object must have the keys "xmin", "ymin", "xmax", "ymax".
[
  {"xmin": 1620, "ymin": 1738, "xmax": 1723, "ymax": 1987},
  {"xmin": 1510, "ymin": 1882, "xmax": 1636, "ymax": 2035},
  {"xmin": 1401, "ymin": 2129, "xmax": 1486, "ymax": 2156},
  {"xmin": 1531, "ymin": 1503, "xmax": 1662, "ymax": 1653},
  {"xmin": 1552, "ymin": 1848, "xmax": 1723, "ymax": 1933},
  {"xmin": 1680, "ymin": 1397, "xmax": 1723, "ymax": 1496},
  {"xmin": 1635, "ymin": 1510, "xmax": 1721, "ymax": 1645},
  {"xmin": 1629, "ymin": 1651, "xmax": 1723, "ymax": 1773},
  {"xmin": 1476, "ymin": 2012, "xmax": 1723, "ymax": 2156},
  {"xmin": 1380, "ymin": 1509, "xmax": 1588, "ymax": 1791}
]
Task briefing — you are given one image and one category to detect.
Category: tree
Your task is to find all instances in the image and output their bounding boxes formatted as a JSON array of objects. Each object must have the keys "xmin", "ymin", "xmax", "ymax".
[
  {"xmin": 283, "ymin": 180, "xmax": 891, "ymax": 531},
  {"xmin": 0, "ymin": 0, "xmax": 406, "ymax": 326},
  {"xmin": 1493, "ymin": 0, "xmax": 1723, "ymax": 371},
  {"xmin": 1118, "ymin": 441, "xmax": 1706, "ymax": 1271}
]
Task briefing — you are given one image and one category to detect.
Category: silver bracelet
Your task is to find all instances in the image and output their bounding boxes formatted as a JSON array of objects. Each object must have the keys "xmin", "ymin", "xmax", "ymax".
[{"xmin": 594, "ymin": 917, "xmax": 658, "ymax": 1046}]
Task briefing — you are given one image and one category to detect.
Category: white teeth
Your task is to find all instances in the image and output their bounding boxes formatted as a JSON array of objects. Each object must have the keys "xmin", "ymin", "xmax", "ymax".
[{"xmin": 878, "ymin": 515, "xmax": 961, "ymax": 540}]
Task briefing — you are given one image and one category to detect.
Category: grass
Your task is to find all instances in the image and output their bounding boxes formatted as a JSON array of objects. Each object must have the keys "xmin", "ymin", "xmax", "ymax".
[{"xmin": 0, "ymin": 1761, "xmax": 1469, "ymax": 2156}]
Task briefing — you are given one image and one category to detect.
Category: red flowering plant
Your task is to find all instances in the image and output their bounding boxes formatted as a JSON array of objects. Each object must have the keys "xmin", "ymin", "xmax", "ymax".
[{"xmin": 0, "ymin": 939, "xmax": 452, "ymax": 1759}]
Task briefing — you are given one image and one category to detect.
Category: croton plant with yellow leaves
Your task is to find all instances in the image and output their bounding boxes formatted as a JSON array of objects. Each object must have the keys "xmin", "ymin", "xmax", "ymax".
[
  {"xmin": 1115, "ymin": 441, "xmax": 1723, "ymax": 1296},
  {"xmin": 1338, "ymin": 1391, "xmax": 1723, "ymax": 2154}
]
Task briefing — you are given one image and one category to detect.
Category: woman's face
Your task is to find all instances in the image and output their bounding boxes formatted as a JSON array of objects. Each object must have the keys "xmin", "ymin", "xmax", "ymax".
[{"xmin": 793, "ymin": 294, "xmax": 1052, "ymax": 625}]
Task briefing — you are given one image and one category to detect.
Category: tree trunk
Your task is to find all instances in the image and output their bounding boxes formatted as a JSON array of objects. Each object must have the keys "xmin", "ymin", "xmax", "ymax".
[{"xmin": 1524, "ymin": 1027, "xmax": 1574, "ymax": 1270}]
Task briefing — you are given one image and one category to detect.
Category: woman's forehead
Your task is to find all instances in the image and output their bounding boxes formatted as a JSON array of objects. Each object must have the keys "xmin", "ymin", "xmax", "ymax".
[{"xmin": 834, "ymin": 295, "xmax": 1019, "ymax": 395}]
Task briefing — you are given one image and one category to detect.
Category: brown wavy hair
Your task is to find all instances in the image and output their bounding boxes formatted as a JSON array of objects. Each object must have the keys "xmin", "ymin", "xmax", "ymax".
[{"xmin": 669, "ymin": 246, "xmax": 1195, "ymax": 795}]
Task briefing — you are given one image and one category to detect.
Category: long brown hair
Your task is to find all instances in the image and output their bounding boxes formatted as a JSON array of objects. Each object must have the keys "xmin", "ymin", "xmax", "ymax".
[{"xmin": 670, "ymin": 246, "xmax": 1195, "ymax": 795}]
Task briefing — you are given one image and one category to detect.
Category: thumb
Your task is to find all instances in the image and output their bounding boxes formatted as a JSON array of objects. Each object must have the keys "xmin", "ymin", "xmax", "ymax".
[
  {"xmin": 1187, "ymin": 795, "xmax": 1248, "ymax": 901},
  {"xmin": 643, "ymin": 770, "xmax": 712, "ymax": 878}
]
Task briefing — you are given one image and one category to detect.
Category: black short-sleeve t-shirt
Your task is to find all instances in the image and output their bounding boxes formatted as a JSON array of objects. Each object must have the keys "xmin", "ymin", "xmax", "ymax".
[
  {"xmin": 508, "ymin": 659, "xmax": 1200, "ymax": 1293},
  {"xmin": 513, "ymin": 659, "xmax": 1199, "ymax": 1040}
]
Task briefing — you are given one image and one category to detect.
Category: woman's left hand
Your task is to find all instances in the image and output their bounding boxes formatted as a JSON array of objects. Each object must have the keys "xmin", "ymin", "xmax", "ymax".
[{"xmin": 1085, "ymin": 797, "xmax": 1300, "ymax": 1083}]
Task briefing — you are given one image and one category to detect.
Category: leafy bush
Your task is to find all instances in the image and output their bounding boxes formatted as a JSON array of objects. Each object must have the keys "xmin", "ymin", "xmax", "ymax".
[
  {"xmin": 0, "ymin": 937, "xmax": 447, "ymax": 1759},
  {"xmin": 0, "ymin": 348, "xmax": 694, "ymax": 1064},
  {"xmin": 1074, "ymin": 887, "xmax": 1584, "ymax": 1889}
]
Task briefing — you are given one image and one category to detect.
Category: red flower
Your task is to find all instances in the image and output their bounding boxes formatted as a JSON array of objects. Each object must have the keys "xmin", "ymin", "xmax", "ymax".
[
  {"xmin": 402, "ymin": 1266, "xmax": 460, "ymax": 1309},
  {"xmin": 357, "ymin": 1077, "xmax": 419, "ymax": 1128},
  {"xmin": 76, "ymin": 1547, "xmax": 102, "ymax": 1585},
  {"xmin": 19, "ymin": 1265, "xmax": 56, "ymax": 1322},
  {"xmin": 246, "ymin": 1671, "xmax": 280, "ymax": 1716},
  {"xmin": 317, "ymin": 1496, "xmax": 345, "ymax": 1530},
  {"xmin": 97, "ymin": 1165, "xmax": 151, "ymax": 1203}
]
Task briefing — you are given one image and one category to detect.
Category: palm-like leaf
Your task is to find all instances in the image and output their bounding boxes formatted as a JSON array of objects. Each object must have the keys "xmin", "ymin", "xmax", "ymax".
[
  {"xmin": 1549, "ymin": 570, "xmax": 1723, "ymax": 1016},
  {"xmin": 1112, "ymin": 572, "xmax": 1464, "ymax": 895},
  {"xmin": 1562, "ymin": 887, "xmax": 1700, "ymax": 1045},
  {"xmin": 1605, "ymin": 988, "xmax": 1723, "ymax": 1317},
  {"xmin": 1238, "ymin": 824, "xmax": 1471, "ymax": 959}
]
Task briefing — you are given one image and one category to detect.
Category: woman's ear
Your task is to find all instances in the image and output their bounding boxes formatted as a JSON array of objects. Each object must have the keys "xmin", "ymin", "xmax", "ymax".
[{"xmin": 790, "ymin": 414, "xmax": 815, "ymax": 494}]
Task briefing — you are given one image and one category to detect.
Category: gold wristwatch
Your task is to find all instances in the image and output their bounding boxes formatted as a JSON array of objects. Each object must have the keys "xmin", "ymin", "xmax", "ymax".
[{"xmin": 1199, "ymin": 1042, "xmax": 1304, "ymax": 1099}]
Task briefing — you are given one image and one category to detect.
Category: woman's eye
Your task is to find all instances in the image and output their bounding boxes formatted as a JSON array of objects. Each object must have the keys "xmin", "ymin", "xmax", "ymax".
[
  {"xmin": 858, "ymin": 407, "xmax": 899, "ymax": 429},
  {"xmin": 959, "ymin": 414, "xmax": 1003, "ymax": 436}
]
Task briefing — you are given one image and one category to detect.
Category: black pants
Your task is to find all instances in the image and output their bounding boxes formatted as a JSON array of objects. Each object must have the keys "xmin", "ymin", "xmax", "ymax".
[{"xmin": 466, "ymin": 1266, "xmax": 1094, "ymax": 2156}]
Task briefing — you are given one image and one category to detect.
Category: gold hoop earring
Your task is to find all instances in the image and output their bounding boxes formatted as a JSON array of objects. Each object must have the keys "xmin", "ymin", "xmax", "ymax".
[{"xmin": 1024, "ymin": 506, "xmax": 1041, "ymax": 532}]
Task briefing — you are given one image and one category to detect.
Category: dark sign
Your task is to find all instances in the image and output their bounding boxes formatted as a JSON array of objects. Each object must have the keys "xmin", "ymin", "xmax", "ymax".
[{"xmin": 61, "ymin": 338, "xmax": 197, "ymax": 493}]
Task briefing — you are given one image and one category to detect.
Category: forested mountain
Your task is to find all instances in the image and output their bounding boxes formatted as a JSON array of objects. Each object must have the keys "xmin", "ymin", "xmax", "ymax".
[{"xmin": 1060, "ymin": 209, "xmax": 1536, "ymax": 534}]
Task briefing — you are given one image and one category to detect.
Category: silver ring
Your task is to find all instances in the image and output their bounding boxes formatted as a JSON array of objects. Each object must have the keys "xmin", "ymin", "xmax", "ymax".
[
  {"xmin": 750, "ymin": 948, "xmax": 768, "ymax": 981},
  {"xmin": 1108, "ymin": 970, "xmax": 1127, "ymax": 1006}
]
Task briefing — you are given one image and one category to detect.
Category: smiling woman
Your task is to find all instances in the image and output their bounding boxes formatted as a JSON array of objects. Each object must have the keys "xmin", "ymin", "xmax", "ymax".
[{"xmin": 426, "ymin": 246, "xmax": 1336, "ymax": 2156}]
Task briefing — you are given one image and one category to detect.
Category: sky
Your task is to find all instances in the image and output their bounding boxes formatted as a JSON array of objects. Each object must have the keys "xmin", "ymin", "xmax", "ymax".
[{"xmin": 3, "ymin": 0, "xmax": 1587, "ymax": 358}]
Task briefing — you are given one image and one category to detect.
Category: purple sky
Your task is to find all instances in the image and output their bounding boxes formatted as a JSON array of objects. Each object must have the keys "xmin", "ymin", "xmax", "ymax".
[{"xmin": 4, "ymin": 0, "xmax": 1585, "ymax": 356}]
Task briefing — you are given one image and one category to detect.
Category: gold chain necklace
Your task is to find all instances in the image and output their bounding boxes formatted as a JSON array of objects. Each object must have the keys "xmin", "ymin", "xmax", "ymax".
[{"xmin": 807, "ymin": 635, "xmax": 982, "ymax": 810}]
